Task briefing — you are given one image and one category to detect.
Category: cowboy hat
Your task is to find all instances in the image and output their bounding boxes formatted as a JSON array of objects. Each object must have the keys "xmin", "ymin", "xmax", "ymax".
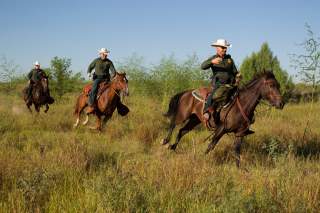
[
  {"xmin": 211, "ymin": 39, "xmax": 232, "ymax": 48},
  {"xmin": 98, "ymin": 48, "xmax": 110, "ymax": 54}
]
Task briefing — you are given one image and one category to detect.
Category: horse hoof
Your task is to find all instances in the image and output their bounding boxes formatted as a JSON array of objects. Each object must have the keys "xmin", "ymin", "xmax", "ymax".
[
  {"xmin": 161, "ymin": 139, "xmax": 169, "ymax": 145},
  {"xmin": 168, "ymin": 144, "xmax": 177, "ymax": 151}
]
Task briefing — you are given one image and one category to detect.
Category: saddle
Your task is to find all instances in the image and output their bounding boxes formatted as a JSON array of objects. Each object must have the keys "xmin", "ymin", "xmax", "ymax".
[
  {"xmin": 83, "ymin": 82, "xmax": 110, "ymax": 97},
  {"xmin": 192, "ymin": 87, "xmax": 238, "ymax": 129},
  {"xmin": 192, "ymin": 86, "xmax": 237, "ymax": 109}
]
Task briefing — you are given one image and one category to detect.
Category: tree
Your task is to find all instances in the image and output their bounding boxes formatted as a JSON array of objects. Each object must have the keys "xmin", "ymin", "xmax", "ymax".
[
  {"xmin": 290, "ymin": 24, "xmax": 320, "ymax": 98},
  {"xmin": 49, "ymin": 57, "xmax": 82, "ymax": 98},
  {"xmin": 0, "ymin": 56, "xmax": 19, "ymax": 92},
  {"xmin": 240, "ymin": 43, "xmax": 293, "ymax": 95}
]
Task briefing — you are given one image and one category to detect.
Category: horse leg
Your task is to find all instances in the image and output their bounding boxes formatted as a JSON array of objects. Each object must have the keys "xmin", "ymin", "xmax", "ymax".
[
  {"xmin": 205, "ymin": 125, "xmax": 225, "ymax": 154},
  {"xmin": 44, "ymin": 104, "xmax": 49, "ymax": 113},
  {"xmin": 102, "ymin": 114, "xmax": 112, "ymax": 123},
  {"xmin": 26, "ymin": 102, "xmax": 32, "ymax": 113},
  {"xmin": 72, "ymin": 94, "xmax": 88, "ymax": 126},
  {"xmin": 89, "ymin": 113, "xmax": 102, "ymax": 131},
  {"xmin": 162, "ymin": 121, "xmax": 176, "ymax": 145},
  {"xmin": 96, "ymin": 114, "xmax": 102, "ymax": 131},
  {"xmin": 234, "ymin": 136, "xmax": 243, "ymax": 168},
  {"xmin": 34, "ymin": 104, "xmax": 40, "ymax": 113},
  {"xmin": 169, "ymin": 114, "xmax": 201, "ymax": 151}
]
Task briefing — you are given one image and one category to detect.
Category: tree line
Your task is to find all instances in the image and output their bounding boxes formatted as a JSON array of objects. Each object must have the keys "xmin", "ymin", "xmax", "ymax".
[{"xmin": 1, "ymin": 25, "xmax": 319, "ymax": 103}]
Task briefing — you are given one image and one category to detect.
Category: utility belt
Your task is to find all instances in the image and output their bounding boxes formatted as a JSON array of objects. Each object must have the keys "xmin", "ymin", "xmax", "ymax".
[{"xmin": 93, "ymin": 73, "xmax": 110, "ymax": 81}]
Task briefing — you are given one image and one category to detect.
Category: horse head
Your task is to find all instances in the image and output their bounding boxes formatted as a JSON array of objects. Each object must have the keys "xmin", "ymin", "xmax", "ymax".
[
  {"xmin": 259, "ymin": 71, "xmax": 284, "ymax": 109},
  {"xmin": 40, "ymin": 76, "xmax": 48, "ymax": 93},
  {"xmin": 112, "ymin": 72, "xmax": 129, "ymax": 96}
]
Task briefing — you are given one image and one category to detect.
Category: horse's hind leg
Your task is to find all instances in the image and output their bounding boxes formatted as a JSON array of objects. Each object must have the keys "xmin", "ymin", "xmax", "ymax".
[
  {"xmin": 234, "ymin": 136, "xmax": 243, "ymax": 168},
  {"xmin": 169, "ymin": 114, "xmax": 201, "ymax": 151},
  {"xmin": 162, "ymin": 121, "xmax": 176, "ymax": 145},
  {"xmin": 73, "ymin": 94, "xmax": 88, "ymax": 127}
]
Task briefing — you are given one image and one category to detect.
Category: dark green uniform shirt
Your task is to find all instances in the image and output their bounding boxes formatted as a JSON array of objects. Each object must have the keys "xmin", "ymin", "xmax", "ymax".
[
  {"xmin": 27, "ymin": 68, "xmax": 46, "ymax": 82},
  {"xmin": 201, "ymin": 54, "xmax": 238, "ymax": 84},
  {"xmin": 87, "ymin": 58, "xmax": 116, "ymax": 80}
]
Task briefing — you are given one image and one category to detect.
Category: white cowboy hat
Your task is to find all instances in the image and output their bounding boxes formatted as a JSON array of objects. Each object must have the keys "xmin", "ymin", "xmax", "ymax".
[
  {"xmin": 34, "ymin": 61, "xmax": 40, "ymax": 66},
  {"xmin": 98, "ymin": 48, "xmax": 110, "ymax": 54},
  {"xmin": 211, "ymin": 39, "xmax": 232, "ymax": 48}
]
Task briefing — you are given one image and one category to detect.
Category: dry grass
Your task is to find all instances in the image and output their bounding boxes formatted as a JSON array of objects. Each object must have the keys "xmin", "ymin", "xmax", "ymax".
[{"xmin": 0, "ymin": 91, "xmax": 319, "ymax": 212}]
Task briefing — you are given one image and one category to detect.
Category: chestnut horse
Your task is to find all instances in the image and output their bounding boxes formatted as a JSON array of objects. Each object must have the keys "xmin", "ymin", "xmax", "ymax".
[
  {"xmin": 23, "ymin": 76, "xmax": 54, "ymax": 113},
  {"xmin": 73, "ymin": 72, "xmax": 129, "ymax": 130},
  {"xmin": 162, "ymin": 71, "xmax": 284, "ymax": 167}
]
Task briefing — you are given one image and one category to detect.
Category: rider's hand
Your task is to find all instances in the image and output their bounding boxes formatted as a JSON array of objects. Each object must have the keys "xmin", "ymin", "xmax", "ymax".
[
  {"xmin": 211, "ymin": 57, "xmax": 222, "ymax": 65},
  {"xmin": 87, "ymin": 73, "xmax": 92, "ymax": 79}
]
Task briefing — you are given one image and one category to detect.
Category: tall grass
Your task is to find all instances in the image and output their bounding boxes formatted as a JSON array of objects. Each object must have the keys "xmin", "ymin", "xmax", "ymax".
[{"xmin": 0, "ymin": 85, "xmax": 320, "ymax": 212}]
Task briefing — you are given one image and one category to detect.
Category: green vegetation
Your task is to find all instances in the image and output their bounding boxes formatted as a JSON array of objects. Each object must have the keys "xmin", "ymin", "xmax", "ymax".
[
  {"xmin": 0, "ymin": 39, "xmax": 320, "ymax": 211},
  {"xmin": 0, "ymin": 83, "xmax": 320, "ymax": 212},
  {"xmin": 240, "ymin": 43, "xmax": 294, "ymax": 97}
]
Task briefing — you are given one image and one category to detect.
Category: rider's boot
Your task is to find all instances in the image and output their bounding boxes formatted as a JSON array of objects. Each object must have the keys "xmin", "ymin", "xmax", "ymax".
[{"xmin": 203, "ymin": 92, "xmax": 213, "ymax": 121}]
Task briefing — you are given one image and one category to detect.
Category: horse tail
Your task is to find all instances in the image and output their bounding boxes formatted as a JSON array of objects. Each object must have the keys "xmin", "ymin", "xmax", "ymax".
[{"xmin": 163, "ymin": 91, "xmax": 187, "ymax": 118}]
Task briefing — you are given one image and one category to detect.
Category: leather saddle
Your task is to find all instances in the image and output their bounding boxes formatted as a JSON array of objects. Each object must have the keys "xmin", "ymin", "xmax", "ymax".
[{"xmin": 83, "ymin": 82, "xmax": 110, "ymax": 97}]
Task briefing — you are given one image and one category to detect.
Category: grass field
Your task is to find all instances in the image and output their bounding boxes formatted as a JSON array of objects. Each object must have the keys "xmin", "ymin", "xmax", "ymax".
[{"xmin": 0, "ymin": 89, "xmax": 320, "ymax": 212}]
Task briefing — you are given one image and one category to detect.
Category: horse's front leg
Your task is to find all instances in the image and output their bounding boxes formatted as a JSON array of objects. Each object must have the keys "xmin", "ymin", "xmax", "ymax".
[
  {"xmin": 102, "ymin": 114, "xmax": 112, "ymax": 125},
  {"xmin": 92, "ymin": 114, "xmax": 102, "ymax": 131},
  {"xmin": 34, "ymin": 104, "xmax": 40, "ymax": 113},
  {"xmin": 44, "ymin": 104, "xmax": 49, "ymax": 113},
  {"xmin": 26, "ymin": 102, "xmax": 32, "ymax": 113},
  {"xmin": 205, "ymin": 125, "xmax": 225, "ymax": 154}
]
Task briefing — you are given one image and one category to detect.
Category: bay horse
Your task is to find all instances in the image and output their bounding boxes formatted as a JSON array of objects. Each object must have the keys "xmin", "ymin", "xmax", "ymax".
[
  {"xmin": 23, "ymin": 76, "xmax": 54, "ymax": 113},
  {"xmin": 73, "ymin": 72, "xmax": 129, "ymax": 131},
  {"xmin": 162, "ymin": 71, "xmax": 284, "ymax": 167}
]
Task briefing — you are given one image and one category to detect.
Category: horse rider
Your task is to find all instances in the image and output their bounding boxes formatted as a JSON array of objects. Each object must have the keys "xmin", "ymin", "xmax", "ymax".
[
  {"xmin": 201, "ymin": 39, "xmax": 241, "ymax": 123},
  {"xmin": 26, "ymin": 61, "xmax": 48, "ymax": 103},
  {"xmin": 86, "ymin": 48, "xmax": 117, "ymax": 114}
]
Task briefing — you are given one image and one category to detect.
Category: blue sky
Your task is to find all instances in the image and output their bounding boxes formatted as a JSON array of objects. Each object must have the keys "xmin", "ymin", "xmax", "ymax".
[{"xmin": 0, "ymin": 0, "xmax": 319, "ymax": 78}]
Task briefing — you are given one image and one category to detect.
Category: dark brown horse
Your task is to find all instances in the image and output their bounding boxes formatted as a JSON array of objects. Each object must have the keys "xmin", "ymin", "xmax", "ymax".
[
  {"xmin": 73, "ymin": 72, "xmax": 129, "ymax": 131},
  {"xmin": 162, "ymin": 71, "xmax": 284, "ymax": 167},
  {"xmin": 23, "ymin": 76, "xmax": 54, "ymax": 113}
]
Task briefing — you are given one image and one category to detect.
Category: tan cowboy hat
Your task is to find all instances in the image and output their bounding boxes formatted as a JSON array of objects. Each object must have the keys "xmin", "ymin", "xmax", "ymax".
[
  {"xmin": 98, "ymin": 48, "xmax": 110, "ymax": 55},
  {"xmin": 211, "ymin": 39, "xmax": 232, "ymax": 48}
]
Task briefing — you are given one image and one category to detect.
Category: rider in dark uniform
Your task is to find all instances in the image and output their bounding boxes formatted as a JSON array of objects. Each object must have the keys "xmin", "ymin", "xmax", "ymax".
[
  {"xmin": 201, "ymin": 39, "xmax": 241, "ymax": 123},
  {"xmin": 86, "ymin": 48, "xmax": 116, "ymax": 114},
  {"xmin": 26, "ymin": 61, "xmax": 47, "ymax": 103}
]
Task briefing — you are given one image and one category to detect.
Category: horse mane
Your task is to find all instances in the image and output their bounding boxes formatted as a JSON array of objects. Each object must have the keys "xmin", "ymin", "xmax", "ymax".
[{"xmin": 240, "ymin": 70, "xmax": 275, "ymax": 90}]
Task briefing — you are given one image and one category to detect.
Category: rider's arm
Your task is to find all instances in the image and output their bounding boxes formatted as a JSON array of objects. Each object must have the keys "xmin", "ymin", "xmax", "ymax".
[
  {"xmin": 87, "ymin": 58, "xmax": 97, "ymax": 74},
  {"xmin": 27, "ymin": 70, "xmax": 33, "ymax": 80},
  {"xmin": 109, "ymin": 61, "xmax": 116, "ymax": 78},
  {"xmin": 201, "ymin": 56, "xmax": 215, "ymax": 70}
]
